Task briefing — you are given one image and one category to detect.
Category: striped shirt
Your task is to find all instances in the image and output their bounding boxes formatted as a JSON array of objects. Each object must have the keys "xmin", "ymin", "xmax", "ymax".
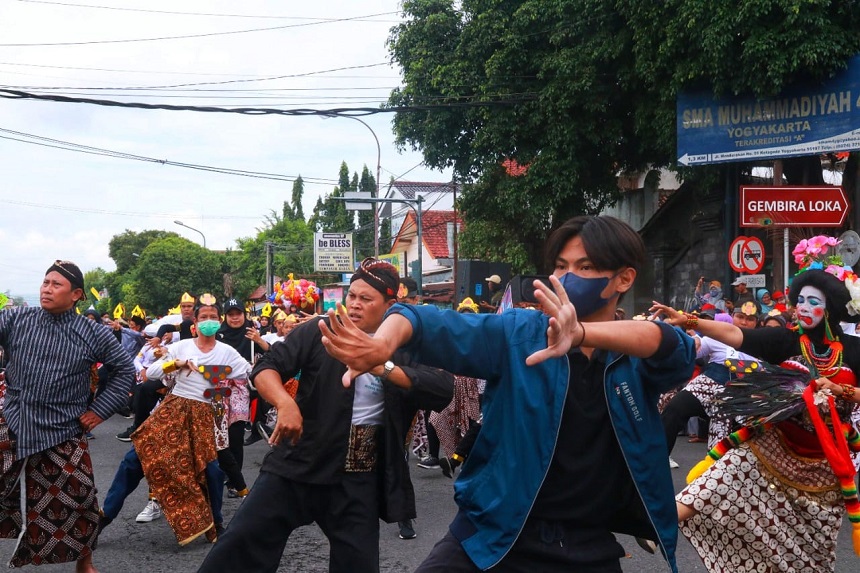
[{"xmin": 0, "ymin": 306, "xmax": 135, "ymax": 457}]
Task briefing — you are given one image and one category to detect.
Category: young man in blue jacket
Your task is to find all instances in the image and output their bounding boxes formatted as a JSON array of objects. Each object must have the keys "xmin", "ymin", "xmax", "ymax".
[{"xmin": 320, "ymin": 215, "xmax": 696, "ymax": 573}]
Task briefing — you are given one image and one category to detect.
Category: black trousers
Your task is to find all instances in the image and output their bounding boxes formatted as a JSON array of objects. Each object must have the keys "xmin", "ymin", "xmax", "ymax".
[
  {"xmin": 132, "ymin": 378, "xmax": 166, "ymax": 429},
  {"xmin": 425, "ymin": 410, "xmax": 440, "ymax": 458},
  {"xmin": 415, "ymin": 518, "xmax": 624, "ymax": 573},
  {"xmin": 661, "ymin": 389, "xmax": 707, "ymax": 454},
  {"xmin": 197, "ymin": 470, "xmax": 380, "ymax": 573},
  {"xmin": 216, "ymin": 423, "xmax": 247, "ymax": 490}
]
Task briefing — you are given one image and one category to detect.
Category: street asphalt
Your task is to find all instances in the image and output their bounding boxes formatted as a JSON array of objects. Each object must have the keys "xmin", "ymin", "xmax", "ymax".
[{"xmin": 0, "ymin": 413, "xmax": 855, "ymax": 572}]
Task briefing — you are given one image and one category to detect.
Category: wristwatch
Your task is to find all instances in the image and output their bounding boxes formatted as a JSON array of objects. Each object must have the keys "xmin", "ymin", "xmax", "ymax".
[{"xmin": 380, "ymin": 360, "xmax": 395, "ymax": 381}]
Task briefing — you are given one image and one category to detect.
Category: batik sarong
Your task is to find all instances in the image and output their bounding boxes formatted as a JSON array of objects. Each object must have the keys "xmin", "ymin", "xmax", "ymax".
[
  {"xmin": 132, "ymin": 394, "xmax": 217, "ymax": 545},
  {"xmin": 429, "ymin": 376, "xmax": 482, "ymax": 457},
  {"xmin": 678, "ymin": 429, "xmax": 843, "ymax": 572},
  {"xmin": 0, "ymin": 418, "xmax": 99, "ymax": 567}
]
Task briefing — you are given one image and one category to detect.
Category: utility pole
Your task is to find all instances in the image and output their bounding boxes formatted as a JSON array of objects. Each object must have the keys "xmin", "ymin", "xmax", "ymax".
[
  {"xmin": 265, "ymin": 241, "xmax": 274, "ymax": 297},
  {"xmin": 333, "ymin": 196, "xmax": 424, "ymax": 294}
]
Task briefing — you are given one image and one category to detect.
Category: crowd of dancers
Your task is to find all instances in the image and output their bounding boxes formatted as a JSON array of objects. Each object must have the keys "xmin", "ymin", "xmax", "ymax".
[{"xmin": 0, "ymin": 218, "xmax": 859, "ymax": 573}]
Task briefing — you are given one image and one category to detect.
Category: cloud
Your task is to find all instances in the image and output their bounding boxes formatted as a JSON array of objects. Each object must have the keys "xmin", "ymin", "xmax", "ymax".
[{"xmin": 0, "ymin": 1, "xmax": 450, "ymax": 298}]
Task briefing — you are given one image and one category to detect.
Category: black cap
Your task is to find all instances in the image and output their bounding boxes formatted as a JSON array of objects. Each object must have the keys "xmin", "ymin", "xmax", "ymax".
[
  {"xmin": 223, "ymin": 297, "xmax": 244, "ymax": 313},
  {"xmin": 46, "ymin": 260, "xmax": 86, "ymax": 299}
]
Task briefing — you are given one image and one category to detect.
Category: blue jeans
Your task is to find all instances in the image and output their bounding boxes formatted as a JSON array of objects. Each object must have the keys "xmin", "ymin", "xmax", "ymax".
[{"xmin": 102, "ymin": 446, "xmax": 224, "ymax": 524}]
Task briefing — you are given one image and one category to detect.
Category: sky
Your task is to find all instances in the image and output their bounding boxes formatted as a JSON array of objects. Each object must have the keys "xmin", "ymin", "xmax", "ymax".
[{"xmin": 0, "ymin": 0, "xmax": 450, "ymax": 303}]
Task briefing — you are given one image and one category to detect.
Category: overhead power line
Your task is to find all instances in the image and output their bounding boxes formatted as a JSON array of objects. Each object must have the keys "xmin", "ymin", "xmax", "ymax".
[
  {"xmin": 0, "ymin": 11, "xmax": 400, "ymax": 47},
  {"xmin": 15, "ymin": 0, "xmax": 402, "ymax": 21},
  {"xmin": 0, "ymin": 126, "xmax": 339, "ymax": 186},
  {"xmin": 0, "ymin": 62, "xmax": 393, "ymax": 91},
  {"xmin": 0, "ymin": 88, "xmax": 536, "ymax": 116}
]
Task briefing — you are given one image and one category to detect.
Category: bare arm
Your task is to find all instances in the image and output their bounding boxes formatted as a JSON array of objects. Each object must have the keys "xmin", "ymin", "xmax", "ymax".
[
  {"xmin": 575, "ymin": 320, "xmax": 673, "ymax": 358},
  {"xmin": 649, "ymin": 302, "xmax": 744, "ymax": 349}
]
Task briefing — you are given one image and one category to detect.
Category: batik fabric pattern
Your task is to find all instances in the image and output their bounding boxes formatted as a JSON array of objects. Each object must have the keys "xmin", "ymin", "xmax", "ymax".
[
  {"xmin": 131, "ymin": 393, "xmax": 218, "ymax": 544},
  {"xmin": 429, "ymin": 375, "xmax": 483, "ymax": 457},
  {"xmin": 0, "ymin": 417, "xmax": 99, "ymax": 567},
  {"xmin": 678, "ymin": 428, "xmax": 843, "ymax": 572}
]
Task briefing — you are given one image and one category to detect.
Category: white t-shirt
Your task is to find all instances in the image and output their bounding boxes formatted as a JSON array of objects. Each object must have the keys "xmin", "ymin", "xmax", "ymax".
[
  {"xmin": 261, "ymin": 332, "xmax": 283, "ymax": 345},
  {"xmin": 146, "ymin": 339, "xmax": 251, "ymax": 403},
  {"xmin": 351, "ymin": 373, "xmax": 385, "ymax": 425}
]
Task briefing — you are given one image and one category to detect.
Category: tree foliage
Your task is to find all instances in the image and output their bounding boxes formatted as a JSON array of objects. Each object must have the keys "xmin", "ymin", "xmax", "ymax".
[
  {"xmin": 389, "ymin": 0, "xmax": 860, "ymax": 271},
  {"xmin": 228, "ymin": 213, "xmax": 316, "ymax": 301},
  {"xmin": 309, "ymin": 162, "xmax": 354, "ymax": 233},
  {"xmin": 108, "ymin": 229, "xmax": 179, "ymax": 275},
  {"xmin": 355, "ymin": 165, "xmax": 378, "ymax": 260},
  {"xmin": 134, "ymin": 237, "xmax": 223, "ymax": 314}
]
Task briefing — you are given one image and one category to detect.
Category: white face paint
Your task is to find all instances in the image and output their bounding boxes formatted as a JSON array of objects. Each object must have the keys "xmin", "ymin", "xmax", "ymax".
[{"xmin": 796, "ymin": 285, "xmax": 827, "ymax": 330}]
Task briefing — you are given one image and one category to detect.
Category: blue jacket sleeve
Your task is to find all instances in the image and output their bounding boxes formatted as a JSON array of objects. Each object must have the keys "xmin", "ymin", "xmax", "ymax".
[
  {"xmin": 635, "ymin": 321, "xmax": 696, "ymax": 394},
  {"xmin": 386, "ymin": 304, "xmax": 511, "ymax": 381}
]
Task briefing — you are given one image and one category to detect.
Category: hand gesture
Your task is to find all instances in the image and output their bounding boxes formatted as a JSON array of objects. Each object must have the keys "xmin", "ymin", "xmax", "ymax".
[
  {"xmin": 318, "ymin": 305, "xmax": 391, "ymax": 387},
  {"xmin": 525, "ymin": 275, "xmax": 580, "ymax": 366},
  {"xmin": 647, "ymin": 302, "xmax": 686, "ymax": 327}
]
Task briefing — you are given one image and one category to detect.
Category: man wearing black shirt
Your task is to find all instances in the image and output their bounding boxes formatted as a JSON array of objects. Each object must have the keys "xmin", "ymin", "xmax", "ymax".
[
  {"xmin": 197, "ymin": 258, "xmax": 453, "ymax": 573},
  {"xmin": 319, "ymin": 216, "xmax": 696, "ymax": 573}
]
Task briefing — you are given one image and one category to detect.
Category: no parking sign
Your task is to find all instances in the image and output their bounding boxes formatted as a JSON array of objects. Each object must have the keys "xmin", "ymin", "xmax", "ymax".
[{"xmin": 729, "ymin": 236, "xmax": 765, "ymax": 274}]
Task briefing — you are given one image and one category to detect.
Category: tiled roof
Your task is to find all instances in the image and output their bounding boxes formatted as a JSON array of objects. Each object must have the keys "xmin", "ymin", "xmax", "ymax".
[{"xmin": 392, "ymin": 210, "xmax": 462, "ymax": 258}]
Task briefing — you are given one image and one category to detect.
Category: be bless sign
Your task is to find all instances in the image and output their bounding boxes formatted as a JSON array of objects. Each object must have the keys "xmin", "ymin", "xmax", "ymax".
[{"xmin": 314, "ymin": 232, "xmax": 353, "ymax": 273}]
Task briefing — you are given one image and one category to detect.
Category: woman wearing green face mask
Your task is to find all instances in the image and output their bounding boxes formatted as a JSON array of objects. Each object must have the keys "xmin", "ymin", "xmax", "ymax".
[{"xmin": 101, "ymin": 294, "xmax": 252, "ymax": 545}]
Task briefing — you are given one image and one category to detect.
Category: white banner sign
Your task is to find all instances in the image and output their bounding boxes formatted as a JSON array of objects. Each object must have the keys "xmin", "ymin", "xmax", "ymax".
[{"xmin": 314, "ymin": 233, "xmax": 354, "ymax": 273}]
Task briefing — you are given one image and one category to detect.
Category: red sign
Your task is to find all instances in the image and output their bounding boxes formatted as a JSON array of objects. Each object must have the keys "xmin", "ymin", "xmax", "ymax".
[
  {"xmin": 729, "ymin": 236, "xmax": 765, "ymax": 274},
  {"xmin": 740, "ymin": 186, "xmax": 849, "ymax": 228}
]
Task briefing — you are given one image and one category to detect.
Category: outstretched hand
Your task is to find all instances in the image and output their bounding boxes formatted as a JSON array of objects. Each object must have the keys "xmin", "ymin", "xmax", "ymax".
[
  {"xmin": 647, "ymin": 302, "xmax": 686, "ymax": 327},
  {"xmin": 318, "ymin": 305, "xmax": 391, "ymax": 387},
  {"xmin": 525, "ymin": 275, "xmax": 581, "ymax": 366}
]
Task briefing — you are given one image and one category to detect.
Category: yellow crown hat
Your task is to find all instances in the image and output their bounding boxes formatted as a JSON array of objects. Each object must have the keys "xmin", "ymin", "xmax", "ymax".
[
  {"xmin": 180, "ymin": 292, "xmax": 195, "ymax": 304},
  {"xmin": 457, "ymin": 297, "xmax": 479, "ymax": 313},
  {"xmin": 261, "ymin": 302, "xmax": 273, "ymax": 318}
]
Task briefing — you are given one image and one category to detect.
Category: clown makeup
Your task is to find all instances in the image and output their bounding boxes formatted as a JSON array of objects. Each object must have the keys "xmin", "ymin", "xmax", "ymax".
[{"xmin": 796, "ymin": 286, "xmax": 827, "ymax": 329}]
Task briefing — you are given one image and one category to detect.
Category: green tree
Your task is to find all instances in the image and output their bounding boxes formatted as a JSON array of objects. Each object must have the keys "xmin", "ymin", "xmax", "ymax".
[
  {"xmin": 388, "ymin": 0, "xmax": 860, "ymax": 272},
  {"xmin": 309, "ymin": 162, "xmax": 355, "ymax": 233},
  {"xmin": 290, "ymin": 176, "xmax": 305, "ymax": 221},
  {"xmin": 134, "ymin": 237, "xmax": 223, "ymax": 314},
  {"xmin": 227, "ymin": 213, "xmax": 317, "ymax": 302},
  {"xmin": 108, "ymin": 229, "xmax": 179, "ymax": 275},
  {"xmin": 355, "ymin": 165, "xmax": 377, "ymax": 260},
  {"xmin": 82, "ymin": 267, "xmax": 112, "ymax": 314}
]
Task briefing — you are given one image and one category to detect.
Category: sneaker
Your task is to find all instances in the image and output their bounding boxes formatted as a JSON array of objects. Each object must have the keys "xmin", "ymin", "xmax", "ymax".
[
  {"xmin": 398, "ymin": 519, "xmax": 416, "ymax": 540},
  {"xmin": 115, "ymin": 427, "xmax": 134, "ymax": 442},
  {"xmin": 135, "ymin": 499, "xmax": 162, "ymax": 523},
  {"xmin": 227, "ymin": 487, "xmax": 249, "ymax": 499},
  {"xmin": 669, "ymin": 457, "xmax": 680, "ymax": 469},
  {"xmin": 439, "ymin": 457, "xmax": 455, "ymax": 479},
  {"xmin": 85, "ymin": 432, "xmax": 95, "ymax": 440},
  {"xmin": 417, "ymin": 456, "xmax": 440, "ymax": 469}
]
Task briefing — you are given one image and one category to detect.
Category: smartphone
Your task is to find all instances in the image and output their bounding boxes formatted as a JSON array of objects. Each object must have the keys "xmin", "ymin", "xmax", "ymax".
[{"xmin": 512, "ymin": 275, "xmax": 554, "ymax": 304}]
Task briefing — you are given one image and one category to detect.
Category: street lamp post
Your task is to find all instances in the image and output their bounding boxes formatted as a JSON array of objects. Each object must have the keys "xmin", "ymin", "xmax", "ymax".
[
  {"xmin": 174, "ymin": 220, "xmax": 207, "ymax": 249},
  {"xmin": 333, "ymin": 196, "xmax": 424, "ymax": 294},
  {"xmin": 323, "ymin": 115, "xmax": 381, "ymax": 257}
]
